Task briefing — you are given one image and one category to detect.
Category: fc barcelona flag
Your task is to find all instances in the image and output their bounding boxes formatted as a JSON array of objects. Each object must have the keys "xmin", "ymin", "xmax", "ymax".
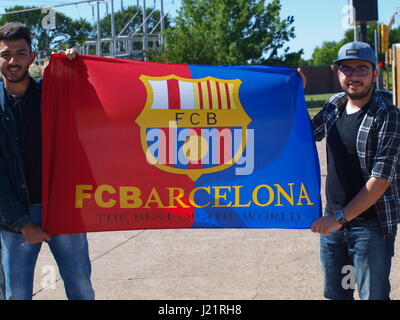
[{"xmin": 42, "ymin": 54, "xmax": 321, "ymax": 235}]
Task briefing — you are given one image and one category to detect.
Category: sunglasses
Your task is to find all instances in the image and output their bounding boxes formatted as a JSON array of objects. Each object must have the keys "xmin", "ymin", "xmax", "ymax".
[{"xmin": 338, "ymin": 65, "xmax": 371, "ymax": 78}]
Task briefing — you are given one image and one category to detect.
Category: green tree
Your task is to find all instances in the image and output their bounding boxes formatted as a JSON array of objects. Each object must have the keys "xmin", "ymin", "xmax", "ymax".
[
  {"xmin": 264, "ymin": 48, "xmax": 307, "ymax": 67},
  {"xmin": 390, "ymin": 26, "xmax": 400, "ymax": 45},
  {"xmin": 99, "ymin": 5, "xmax": 170, "ymax": 37},
  {"xmin": 310, "ymin": 40, "xmax": 345, "ymax": 66},
  {"xmin": 309, "ymin": 25, "xmax": 400, "ymax": 66},
  {"xmin": 0, "ymin": 6, "xmax": 94, "ymax": 53},
  {"xmin": 148, "ymin": 0, "xmax": 301, "ymax": 65},
  {"xmin": 343, "ymin": 25, "xmax": 400, "ymax": 48},
  {"xmin": 342, "ymin": 26, "xmax": 378, "ymax": 48}
]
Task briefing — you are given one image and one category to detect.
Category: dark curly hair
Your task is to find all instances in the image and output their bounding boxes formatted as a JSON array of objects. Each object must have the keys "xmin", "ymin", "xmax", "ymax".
[{"xmin": 0, "ymin": 22, "xmax": 32, "ymax": 51}]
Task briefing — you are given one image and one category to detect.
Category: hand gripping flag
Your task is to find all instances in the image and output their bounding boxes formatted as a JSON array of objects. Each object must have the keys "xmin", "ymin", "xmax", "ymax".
[{"xmin": 42, "ymin": 54, "xmax": 321, "ymax": 235}]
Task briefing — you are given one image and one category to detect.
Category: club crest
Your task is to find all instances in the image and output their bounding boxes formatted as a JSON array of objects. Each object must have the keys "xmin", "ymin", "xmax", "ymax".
[{"xmin": 135, "ymin": 74, "xmax": 252, "ymax": 181}]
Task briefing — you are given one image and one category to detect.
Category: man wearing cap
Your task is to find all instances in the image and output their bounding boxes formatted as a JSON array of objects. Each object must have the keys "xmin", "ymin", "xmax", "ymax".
[{"xmin": 304, "ymin": 42, "xmax": 400, "ymax": 299}]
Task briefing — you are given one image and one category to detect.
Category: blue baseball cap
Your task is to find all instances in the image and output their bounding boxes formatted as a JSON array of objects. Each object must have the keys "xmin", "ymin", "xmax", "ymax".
[{"xmin": 333, "ymin": 42, "xmax": 377, "ymax": 67}]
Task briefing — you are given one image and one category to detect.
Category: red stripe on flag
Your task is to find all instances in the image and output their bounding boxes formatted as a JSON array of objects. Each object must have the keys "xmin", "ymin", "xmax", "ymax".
[
  {"xmin": 167, "ymin": 79, "xmax": 180, "ymax": 109},
  {"xmin": 224, "ymin": 83, "xmax": 231, "ymax": 109}
]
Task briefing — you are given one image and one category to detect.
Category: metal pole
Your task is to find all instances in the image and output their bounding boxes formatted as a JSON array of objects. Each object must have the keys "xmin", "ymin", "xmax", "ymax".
[
  {"xmin": 354, "ymin": 25, "xmax": 358, "ymax": 41},
  {"xmin": 374, "ymin": 28, "xmax": 381, "ymax": 90},
  {"xmin": 143, "ymin": 0, "xmax": 148, "ymax": 60},
  {"xmin": 360, "ymin": 23, "xmax": 368, "ymax": 43},
  {"xmin": 160, "ymin": 0, "xmax": 165, "ymax": 45},
  {"xmin": 393, "ymin": 44, "xmax": 399, "ymax": 105},
  {"xmin": 349, "ymin": 0, "xmax": 358, "ymax": 41},
  {"xmin": 118, "ymin": 10, "xmax": 140, "ymax": 36},
  {"xmin": 111, "ymin": 0, "xmax": 116, "ymax": 56},
  {"xmin": 96, "ymin": 1, "xmax": 102, "ymax": 56}
]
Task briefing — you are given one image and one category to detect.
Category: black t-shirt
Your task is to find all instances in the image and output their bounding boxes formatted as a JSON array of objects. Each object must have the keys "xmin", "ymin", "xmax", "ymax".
[
  {"xmin": 325, "ymin": 101, "xmax": 376, "ymax": 218},
  {"xmin": 5, "ymin": 79, "xmax": 42, "ymax": 204}
]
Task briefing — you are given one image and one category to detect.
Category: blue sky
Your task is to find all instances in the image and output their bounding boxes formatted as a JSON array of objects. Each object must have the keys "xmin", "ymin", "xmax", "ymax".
[{"xmin": 1, "ymin": 0, "xmax": 399, "ymax": 59}]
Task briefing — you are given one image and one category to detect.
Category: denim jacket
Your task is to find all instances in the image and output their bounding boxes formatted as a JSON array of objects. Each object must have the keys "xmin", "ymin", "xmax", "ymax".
[{"xmin": 0, "ymin": 78, "xmax": 42, "ymax": 233}]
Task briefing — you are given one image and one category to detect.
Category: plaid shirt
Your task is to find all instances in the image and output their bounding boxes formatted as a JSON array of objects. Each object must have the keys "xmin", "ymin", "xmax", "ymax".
[{"xmin": 312, "ymin": 90, "xmax": 400, "ymax": 238}]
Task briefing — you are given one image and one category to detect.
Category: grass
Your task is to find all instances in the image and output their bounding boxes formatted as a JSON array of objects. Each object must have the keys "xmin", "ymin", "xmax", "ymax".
[
  {"xmin": 384, "ymin": 69, "xmax": 392, "ymax": 91},
  {"xmin": 305, "ymin": 93, "xmax": 333, "ymax": 116}
]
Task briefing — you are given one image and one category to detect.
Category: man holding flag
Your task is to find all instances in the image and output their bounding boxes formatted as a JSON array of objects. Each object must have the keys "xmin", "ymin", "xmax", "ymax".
[
  {"xmin": 0, "ymin": 22, "xmax": 94, "ymax": 300},
  {"xmin": 301, "ymin": 42, "xmax": 400, "ymax": 300}
]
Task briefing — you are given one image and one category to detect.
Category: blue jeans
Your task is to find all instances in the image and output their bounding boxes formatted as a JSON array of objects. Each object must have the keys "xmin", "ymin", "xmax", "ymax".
[
  {"xmin": 320, "ymin": 217, "xmax": 396, "ymax": 300},
  {"xmin": 0, "ymin": 205, "xmax": 95, "ymax": 300}
]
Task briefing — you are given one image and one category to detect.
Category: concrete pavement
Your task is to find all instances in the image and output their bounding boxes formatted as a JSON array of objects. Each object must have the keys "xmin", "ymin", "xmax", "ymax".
[{"xmin": 32, "ymin": 140, "xmax": 400, "ymax": 300}]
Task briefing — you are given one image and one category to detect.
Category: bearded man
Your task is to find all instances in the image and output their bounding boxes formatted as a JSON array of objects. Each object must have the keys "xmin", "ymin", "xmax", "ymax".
[{"xmin": 308, "ymin": 42, "xmax": 400, "ymax": 299}]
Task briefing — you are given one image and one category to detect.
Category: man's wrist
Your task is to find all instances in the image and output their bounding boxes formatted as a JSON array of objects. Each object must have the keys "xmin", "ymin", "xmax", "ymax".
[
  {"xmin": 14, "ymin": 215, "xmax": 33, "ymax": 233},
  {"xmin": 333, "ymin": 210, "xmax": 349, "ymax": 228}
]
